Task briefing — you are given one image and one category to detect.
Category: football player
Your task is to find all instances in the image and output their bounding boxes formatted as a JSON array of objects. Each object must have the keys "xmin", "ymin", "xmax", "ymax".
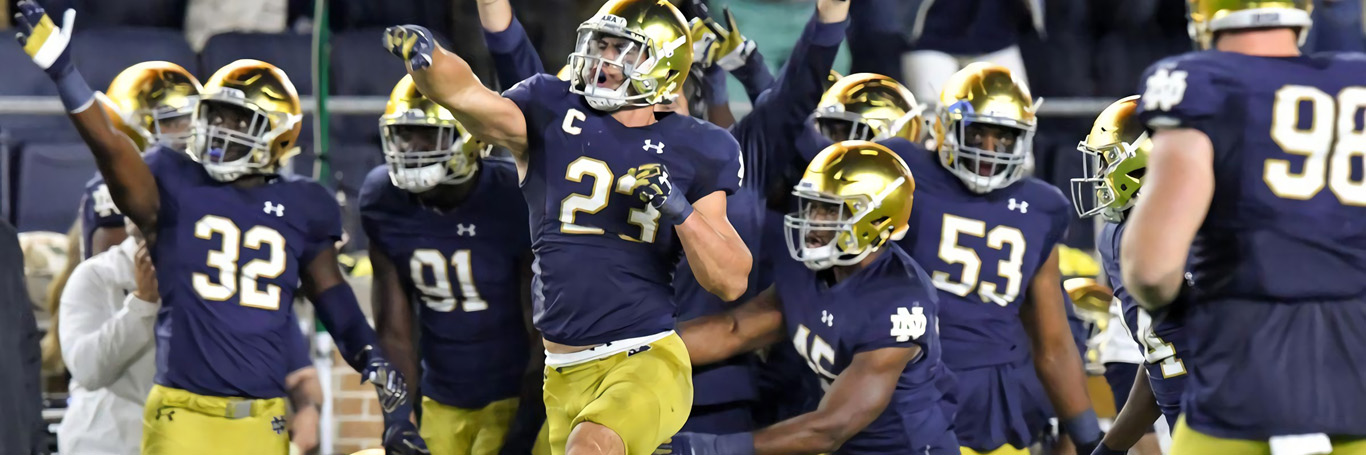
[
  {"xmin": 797, "ymin": 63, "xmax": 1102, "ymax": 455},
  {"xmin": 665, "ymin": 141, "xmax": 959, "ymax": 455},
  {"xmin": 1124, "ymin": 1, "xmax": 1366, "ymax": 453},
  {"xmin": 385, "ymin": 0, "xmax": 752, "ymax": 453},
  {"xmin": 362, "ymin": 75, "xmax": 541, "ymax": 455},
  {"xmin": 12, "ymin": 2, "xmax": 426, "ymax": 453},
  {"xmin": 1071, "ymin": 96, "xmax": 1186, "ymax": 455},
  {"xmin": 78, "ymin": 61, "xmax": 200, "ymax": 259}
]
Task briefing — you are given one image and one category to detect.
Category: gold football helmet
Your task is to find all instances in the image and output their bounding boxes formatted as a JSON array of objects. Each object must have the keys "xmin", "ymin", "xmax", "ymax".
[
  {"xmin": 103, "ymin": 61, "xmax": 203, "ymax": 151},
  {"xmin": 932, "ymin": 62, "xmax": 1036, "ymax": 194},
  {"xmin": 785, "ymin": 141, "xmax": 915, "ymax": 270},
  {"xmin": 381, "ymin": 74, "xmax": 490, "ymax": 193},
  {"xmin": 814, "ymin": 73, "xmax": 924, "ymax": 143},
  {"xmin": 189, "ymin": 59, "xmax": 303, "ymax": 182},
  {"xmin": 567, "ymin": 0, "xmax": 692, "ymax": 111},
  {"xmin": 1071, "ymin": 96, "xmax": 1150, "ymax": 222},
  {"xmin": 1187, "ymin": 0, "xmax": 1313, "ymax": 49}
]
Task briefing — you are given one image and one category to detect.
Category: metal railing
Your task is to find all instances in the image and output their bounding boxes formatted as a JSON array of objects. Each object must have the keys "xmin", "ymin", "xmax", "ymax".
[{"xmin": 0, "ymin": 96, "xmax": 1120, "ymax": 117}]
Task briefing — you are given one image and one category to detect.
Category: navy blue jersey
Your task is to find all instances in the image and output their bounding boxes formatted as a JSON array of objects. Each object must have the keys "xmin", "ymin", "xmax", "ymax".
[
  {"xmin": 145, "ymin": 147, "xmax": 342, "ymax": 399},
  {"xmin": 79, "ymin": 174, "xmax": 124, "ymax": 259},
  {"xmin": 773, "ymin": 243, "xmax": 957, "ymax": 454},
  {"xmin": 1136, "ymin": 50, "xmax": 1366, "ymax": 438},
  {"xmin": 285, "ymin": 312, "xmax": 313, "ymax": 373},
  {"xmin": 359, "ymin": 160, "xmax": 532, "ymax": 409},
  {"xmin": 503, "ymin": 74, "xmax": 742, "ymax": 346},
  {"xmin": 882, "ymin": 140, "xmax": 1072, "ymax": 369},
  {"xmin": 1097, "ymin": 221, "xmax": 1187, "ymax": 426}
]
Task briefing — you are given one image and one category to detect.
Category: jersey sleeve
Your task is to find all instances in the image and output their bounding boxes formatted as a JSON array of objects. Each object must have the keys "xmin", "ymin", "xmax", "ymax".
[
  {"xmin": 81, "ymin": 180, "xmax": 126, "ymax": 229},
  {"xmin": 853, "ymin": 280, "xmax": 938, "ymax": 354},
  {"xmin": 284, "ymin": 314, "xmax": 312, "ymax": 373},
  {"xmin": 484, "ymin": 16, "xmax": 546, "ymax": 90},
  {"xmin": 303, "ymin": 182, "xmax": 344, "ymax": 263},
  {"xmin": 357, "ymin": 166, "xmax": 392, "ymax": 250},
  {"xmin": 687, "ymin": 129, "xmax": 743, "ymax": 201},
  {"xmin": 1135, "ymin": 54, "xmax": 1230, "ymax": 136}
]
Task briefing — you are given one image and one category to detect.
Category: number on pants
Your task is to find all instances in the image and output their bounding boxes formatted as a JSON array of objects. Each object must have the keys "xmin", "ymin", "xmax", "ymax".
[
  {"xmin": 1265, "ymin": 86, "xmax": 1366, "ymax": 203},
  {"xmin": 559, "ymin": 157, "xmax": 661, "ymax": 243},
  {"xmin": 410, "ymin": 249, "xmax": 487, "ymax": 312},
  {"xmin": 1134, "ymin": 309, "xmax": 1186, "ymax": 378},
  {"xmin": 930, "ymin": 214, "xmax": 1027, "ymax": 306},
  {"xmin": 191, "ymin": 215, "xmax": 287, "ymax": 310}
]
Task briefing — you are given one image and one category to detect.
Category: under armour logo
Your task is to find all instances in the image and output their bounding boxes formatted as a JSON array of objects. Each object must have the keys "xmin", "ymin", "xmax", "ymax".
[
  {"xmin": 271, "ymin": 415, "xmax": 286, "ymax": 434},
  {"xmin": 627, "ymin": 345, "xmax": 652, "ymax": 357},
  {"xmin": 1008, "ymin": 198, "xmax": 1029, "ymax": 213},
  {"xmin": 821, "ymin": 310, "xmax": 834, "ymax": 327},
  {"xmin": 456, "ymin": 224, "xmax": 476, "ymax": 236},
  {"xmin": 264, "ymin": 201, "xmax": 285, "ymax": 217},
  {"xmin": 890, "ymin": 306, "xmax": 927, "ymax": 342},
  {"xmin": 643, "ymin": 139, "xmax": 665, "ymax": 154},
  {"xmin": 155, "ymin": 407, "xmax": 175, "ymax": 421}
]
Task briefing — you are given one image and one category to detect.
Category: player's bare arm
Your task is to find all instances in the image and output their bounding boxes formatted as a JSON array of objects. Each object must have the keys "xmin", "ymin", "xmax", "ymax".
[
  {"xmin": 285, "ymin": 365, "xmax": 323, "ymax": 453},
  {"xmin": 476, "ymin": 0, "xmax": 514, "ymax": 32},
  {"xmin": 1098, "ymin": 366, "xmax": 1162, "ymax": 454},
  {"xmin": 676, "ymin": 191, "xmax": 752, "ymax": 301},
  {"xmin": 13, "ymin": 1, "xmax": 160, "ymax": 236},
  {"xmin": 384, "ymin": 26, "xmax": 529, "ymax": 159},
  {"xmin": 750, "ymin": 345, "xmax": 919, "ymax": 454},
  {"xmin": 1122, "ymin": 129, "xmax": 1214, "ymax": 310},
  {"xmin": 678, "ymin": 285, "xmax": 785, "ymax": 365},
  {"xmin": 1020, "ymin": 246, "xmax": 1101, "ymax": 448},
  {"xmin": 369, "ymin": 243, "xmax": 421, "ymax": 399}
]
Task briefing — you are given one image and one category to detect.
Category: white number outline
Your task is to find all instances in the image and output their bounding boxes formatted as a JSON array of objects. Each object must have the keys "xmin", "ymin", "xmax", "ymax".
[
  {"xmin": 1265, "ymin": 86, "xmax": 1366, "ymax": 204},
  {"xmin": 191, "ymin": 215, "xmax": 287, "ymax": 310},
  {"xmin": 409, "ymin": 249, "xmax": 488, "ymax": 312},
  {"xmin": 931, "ymin": 214, "xmax": 1028, "ymax": 307},
  {"xmin": 559, "ymin": 156, "xmax": 662, "ymax": 243}
]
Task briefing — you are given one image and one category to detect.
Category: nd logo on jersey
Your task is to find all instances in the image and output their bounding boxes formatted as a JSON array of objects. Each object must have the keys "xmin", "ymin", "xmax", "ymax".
[{"xmin": 891, "ymin": 306, "xmax": 927, "ymax": 342}]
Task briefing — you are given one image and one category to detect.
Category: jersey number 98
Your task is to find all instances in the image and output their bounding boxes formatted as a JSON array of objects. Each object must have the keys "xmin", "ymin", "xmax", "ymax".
[
  {"xmin": 1265, "ymin": 86, "xmax": 1366, "ymax": 203},
  {"xmin": 192, "ymin": 215, "xmax": 287, "ymax": 310}
]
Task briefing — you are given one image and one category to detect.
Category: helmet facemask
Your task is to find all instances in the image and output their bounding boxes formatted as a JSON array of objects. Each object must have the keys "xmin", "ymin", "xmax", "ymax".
[
  {"xmin": 189, "ymin": 90, "xmax": 299, "ymax": 182},
  {"xmin": 784, "ymin": 177, "xmax": 904, "ymax": 271},
  {"xmin": 568, "ymin": 14, "xmax": 682, "ymax": 111},
  {"xmin": 142, "ymin": 97, "xmax": 197, "ymax": 152},
  {"xmin": 380, "ymin": 122, "xmax": 481, "ymax": 193},
  {"xmin": 937, "ymin": 103, "xmax": 1034, "ymax": 194},
  {"xmin": 1071, "ymin": 134, "xmax": 1147, "ymax": 222}
]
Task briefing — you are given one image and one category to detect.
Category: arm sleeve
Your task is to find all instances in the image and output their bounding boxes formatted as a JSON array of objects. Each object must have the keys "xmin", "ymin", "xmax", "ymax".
[
  {"xmin": 1135, "ymin": 57, "xmax": 1227, "ymax": 137},
  {"xmin": 484, "ymin": 16, "xmax": 546, "ymax": 91},
  {"xmin": 312, "ymin": 284, "xmax": 379, "ymax": 372},
  {"xmin": 58, "ymin": 262, "xmax": 159, "ymax": 390},
  {"xmin": 304, "ymin": 185, "xmax": 345, "ymax": 265},
  {"xmin": 729, "ymin": 48, "xmax": 775, "ymax": 103},
  {"xmin": 853, "ymin": 281, "xmax": 937, "ymax": 354},
  {"xmin": 748, "ymin": 11, "xmax": 848, "ymax": 156},
  {"xmin": 687, "ymin": 131, "xmax": 744, "ymax": 201},
  {"xmin": 83, "ymin": 181, "xmax": 126, "ymax": 228}
]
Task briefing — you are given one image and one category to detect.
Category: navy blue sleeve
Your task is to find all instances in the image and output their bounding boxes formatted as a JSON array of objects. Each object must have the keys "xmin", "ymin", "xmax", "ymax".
[
  {"xmin": 1136, "ymin": 54, "xmax": 1229, "ymax": 138},
  {"xmin": 687, "ymin": 128, "xmax": 744, "ymax": 201},
  {"xmin": 729, "ymin": 48, "xmax": 775, "ymax": 103},
  {"xmin": 302, "ymin": 182, "xmax": 344, "ymax": 264},
  {"xmin": 285, "ymin": 313, "xmax": 312, "ymax": 373},
  {"xmin": 749, "ymin": 12, "xmax": 848, "ymax": 167},
  {"xmin": 484, "ymin": 17, "xmax": 546, "ymax": 91},
  {"xmin": 702, "ymin": 65, "xmax": 730, "ymax": 106},
  {"xmin": 358, "ymin": 165, "xmax": 391, "ymax": 250},
  {"xmin": 854, "ymin": 272, "xmax": 937, "ymax": 354},
  {"xmin": 82, "ymin": 179, "xmax": 125, "ymax": 229}
]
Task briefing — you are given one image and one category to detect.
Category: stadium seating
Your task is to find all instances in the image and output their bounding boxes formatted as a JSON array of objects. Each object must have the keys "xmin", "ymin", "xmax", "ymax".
[
  {"xmin": 13, "ymin": 143, "xmax": 97, "ymax": 233},
  {"xmin": 200, "ymin": 32, "xmax": 314, "ymax": 94},
  {"xmin": 330, "ymin": 28, "xmax": 407, "ymax": 147},
  {"xmin": 71, "ymin": 28, "xmax": 200, "ymax": 93},
  {"xmin": 36, "ymin": 0, "xmax": 187, "ymax": 29},
  {"xmin": 0, "ymin": 39, "xmax": 78, "ymax": 145}
]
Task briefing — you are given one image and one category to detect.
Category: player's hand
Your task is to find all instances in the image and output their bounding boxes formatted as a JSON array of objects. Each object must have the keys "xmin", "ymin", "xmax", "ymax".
[
  {"xmin": 687, "ymin": 18, "xmax": 720, "ymax": 69},
  {"xmin": 382, "ymin": 420, "xmax": 430, "ymax": 455},
  {"xmin": 132, "ymin": 243, "xmax": 159, "ymax": 303},
  {"xmin": 288, "ymin": 404, "xmax": 320, "ymax": 453},
  {"xmin": 360, "ymin": 353, "xmax": 409, "ymax": 414},
  {"xmin": 655, "ymin": 432, "xmax": 754, "ymax": 455},
  {"xmin": 626, "ymin": 163, "xmax": 693, "ymax": 225},
  {"xmin": 383, "ymin": 25, "xmax": 435, "ymax": 72},
  {"xmin": 13, "ymin": 0, "xmax": 76, "ymax": 79},
  {"xmin": 707, "ymin": 8, "xmax": 755, "ymax": 71}
]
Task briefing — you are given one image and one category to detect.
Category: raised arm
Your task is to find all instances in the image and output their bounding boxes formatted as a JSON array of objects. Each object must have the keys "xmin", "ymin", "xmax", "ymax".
[
  {"xmin": 1020, "ymin": 246, "xmax": 1103, "ymax": 454},
  {"xmin": 14, "ymin": 2, "xmax": 159, "ymax": 235},
  {"xmin": 477, "ymin": 0, "xmax": 545, "ymax": 89},
  {"xmin": 385, "ymin": 25, "xmax": 529, "ymax": 157},
  {"xmin": 678, "ymin": 285, "xmax": 785, "ymax": 365}
]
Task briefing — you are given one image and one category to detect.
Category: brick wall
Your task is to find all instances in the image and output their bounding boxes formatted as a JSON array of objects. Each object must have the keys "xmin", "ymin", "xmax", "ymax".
[{"xmin": 331, "ymin": 349, "xmax": 383, "ymax": 454}]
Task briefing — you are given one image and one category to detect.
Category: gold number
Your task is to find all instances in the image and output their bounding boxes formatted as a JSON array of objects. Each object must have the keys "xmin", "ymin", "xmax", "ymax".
[
  {"xmin": 1134, "ymin": 308, "xmax": 1186, "ymax": 378},
  {"xmin": 191, "ymin": 215, "xmax": 287, "ymax": 310},
  {"xmin": 1266, "ymin": 86, "xmax": 1366, "ymax": 204},
  {"xmin": 931, "ymin": 214, "xmax": 1027, "ymax": 307},
  {"xmin": 409, "ymin": 249, "xmax": 487, "ymax": 312},
  {"xmin": 792, "ymin": 324, "xmax": 837, "ymax": 388},
  {"xmin": 559, "ymin": 157, "xmax": 662, "ymax": 243}
]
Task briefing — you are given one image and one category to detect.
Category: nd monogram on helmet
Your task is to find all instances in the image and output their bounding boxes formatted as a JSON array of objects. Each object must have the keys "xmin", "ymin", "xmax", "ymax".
[
  {"xmin": 188, "ymin": 59, "xmax": 302, "ymax": 182},
  {"xmin": 381, "ymin": 74, "xmax": 490, "ymax": 193},
  {"xmin": 566, "ymin": 0, "xmax": 692, "ymax": 111},
  {"xmin": 785, "ymin": 141, "xmax": 916, "ymax": 270},
  {"xmin": 1071, "ymin": 95, "xmax": 1151, "ymax": 222}
]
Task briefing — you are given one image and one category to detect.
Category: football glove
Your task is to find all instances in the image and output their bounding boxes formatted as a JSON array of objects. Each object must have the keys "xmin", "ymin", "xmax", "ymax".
[
  {"xmin": 626, "ymin": 163, "xmax": 693, "ymax": 225},
  {"xmin": 687, "ymin": 18, "xmax": 720, "ymax": 69},
  {"xmin": 383, "ymin": 25, "xmax": 435, "ymax": 71},
  {"xmin": 655, "ymin": 433, "xmax": 754, "ymax": 455},
  {"xmin": 13, "ymin": 0, "xmax": 75, "ymax": 79},
  {"xmin": 360, "ymin": 348, "xmax": 410, "ymax": 415},
  {"xmin": 381, "ymin": 420, "xmax": 430, "ymax": 455},
  {"xmin": 707, "ymin": 8, "xmax": 755, "ymax": 72}
]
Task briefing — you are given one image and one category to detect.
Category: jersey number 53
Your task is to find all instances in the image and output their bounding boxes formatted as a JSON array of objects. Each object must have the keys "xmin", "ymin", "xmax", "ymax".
[{"xmin": 931, "ymin": 214, "xmax": 1027, "ymax": 307}]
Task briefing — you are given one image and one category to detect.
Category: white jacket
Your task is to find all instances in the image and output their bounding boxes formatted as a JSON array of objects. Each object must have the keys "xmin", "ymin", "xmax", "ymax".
[{"xmin": 57, "ymin": 238, "xmax": 157, "ymax": 455}]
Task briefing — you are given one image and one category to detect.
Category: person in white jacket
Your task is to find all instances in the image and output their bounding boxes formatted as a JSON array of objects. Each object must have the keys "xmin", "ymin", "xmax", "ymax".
[{"xmin": 57, "ymin": 221, "xmax": 323, "ymax": 454}]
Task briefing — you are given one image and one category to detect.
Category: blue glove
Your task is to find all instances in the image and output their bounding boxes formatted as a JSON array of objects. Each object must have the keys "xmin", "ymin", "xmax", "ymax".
[
  {"xmin": 382, "ymin": 420, "xmax": 430, "ymax": 455},
  {"xmin": 627, "ymin": 163, "xmax": 693, "ymax": 225},
  {"xmin": 13, "ymin": 0, "xmax": 92, "ymax": 112},
  {"xmin": 655, "ymin": 432, "xmax": 754, "ymax": 455},
  {"xmin": 383, "ymin": 25, "xmax": 435, "ymax": 71}
]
